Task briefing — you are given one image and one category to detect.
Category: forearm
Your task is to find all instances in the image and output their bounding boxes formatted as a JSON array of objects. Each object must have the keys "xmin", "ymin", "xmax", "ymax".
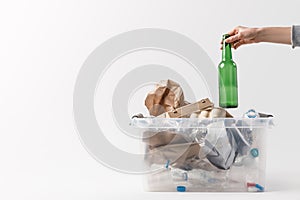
[{"xmin": 256, "ymin": 27, "xmax": 291, "ymax": 45}]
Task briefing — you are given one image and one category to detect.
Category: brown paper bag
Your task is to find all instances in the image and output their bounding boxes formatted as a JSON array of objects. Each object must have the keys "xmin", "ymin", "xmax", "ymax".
[
  {"xmin": 145, "ymin": 80, "xmax": 189, "ymax": 116},
  {"xmin": 145, "ymin": 142, "xmax": 201, "ymax": 168}
]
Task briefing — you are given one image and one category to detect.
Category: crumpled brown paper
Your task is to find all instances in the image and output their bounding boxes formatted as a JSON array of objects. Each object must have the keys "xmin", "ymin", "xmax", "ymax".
[
  {"xmin": 144, "ymin": 79, "xmax": 232, "ymax": 118},
  {"xmin": 145, "ymin": 79, "xmax": 189, "ymax": 116}
]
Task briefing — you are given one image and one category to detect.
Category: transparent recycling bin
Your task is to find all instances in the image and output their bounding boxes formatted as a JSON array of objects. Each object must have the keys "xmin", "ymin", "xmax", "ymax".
[{"xmin": 131, "ymin": 117, "xmax": 274, "ymax": 192}]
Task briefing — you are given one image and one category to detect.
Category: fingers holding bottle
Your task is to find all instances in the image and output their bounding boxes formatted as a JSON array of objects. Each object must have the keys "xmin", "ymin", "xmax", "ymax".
[{"xmin": 220, "ymin": 26, "xmax": 259, "ymax": 49}]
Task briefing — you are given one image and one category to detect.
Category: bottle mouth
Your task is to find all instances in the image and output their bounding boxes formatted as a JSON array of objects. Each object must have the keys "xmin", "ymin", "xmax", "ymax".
[
  {"xmin": 222, "ymin": 34, "xmax": 231, "ymax": 44},
  {"xmin": 222, "ymin": 34, "xmax": 231, "ymax": 46},
  {"xmin": 223, "ymin": 34, "xmax": 230, "ymax": 39}
]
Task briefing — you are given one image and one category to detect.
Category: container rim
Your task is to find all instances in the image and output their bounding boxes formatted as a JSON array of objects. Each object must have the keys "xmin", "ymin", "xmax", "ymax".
[{"xmin": 130, "ymin": 117, "xmax": 274, "ymax": 129}]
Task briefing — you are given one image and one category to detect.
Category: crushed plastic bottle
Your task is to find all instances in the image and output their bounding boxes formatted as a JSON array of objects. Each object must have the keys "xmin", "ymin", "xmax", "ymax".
[
  {"xmin": 233, "ymin": 147, "xmax": 259, "ymax": 167},
  {"xmin": 187, "ymin": 169, "xmax": 225, "ymax": 186},
  {"xmin": 171, "ymin": 168, "xmax": 188, "ymax": 182},
  {"xmin": 170, "ymin": 168, "xmax": 188, "ymax": 192}
]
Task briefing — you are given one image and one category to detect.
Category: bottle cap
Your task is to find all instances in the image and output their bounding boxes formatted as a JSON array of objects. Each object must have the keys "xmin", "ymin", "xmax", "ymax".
[
  {"xmin": 244, "ymin": 109, "xmax": 259, "ymax": 118},
  {"xmin": 255, "ymin": 184, "xmax": 264, "ymax": 192},
  {"xmin": 176, "ymin": 186, "xmax": 186, "ymax": 192},
  {"xmin": 250, "ymin": 148, "xmax": 259, "ymax": 157}
]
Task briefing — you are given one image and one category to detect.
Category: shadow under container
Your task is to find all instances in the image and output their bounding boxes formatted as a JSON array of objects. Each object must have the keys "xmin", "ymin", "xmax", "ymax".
[{"xmin": 131, "ymin": 117, "xmax": 274, "ymax": 192}]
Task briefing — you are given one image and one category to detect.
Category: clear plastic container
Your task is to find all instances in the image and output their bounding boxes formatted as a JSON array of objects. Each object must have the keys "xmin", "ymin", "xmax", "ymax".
[{"xmin": 131, "ymin": 117, "xmax": 274, "ymax": 192}]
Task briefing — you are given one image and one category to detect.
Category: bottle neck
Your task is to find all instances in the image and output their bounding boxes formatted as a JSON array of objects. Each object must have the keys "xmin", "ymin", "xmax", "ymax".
[{"xmin": 222, "ymin": 41, "xmax": 232, "ymax": 61}]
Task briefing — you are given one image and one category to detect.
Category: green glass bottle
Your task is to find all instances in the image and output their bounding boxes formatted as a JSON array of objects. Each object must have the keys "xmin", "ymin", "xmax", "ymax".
[{"xmin": 219, "ymin": 34, "xmax": 238, "ymax": 108}]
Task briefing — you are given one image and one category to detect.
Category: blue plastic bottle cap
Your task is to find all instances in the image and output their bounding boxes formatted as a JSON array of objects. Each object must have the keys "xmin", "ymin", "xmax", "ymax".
[
  {"xmin": 250, "ymin": 148, "xmax": 259, "ymax": 157},
  {"xmin": 245, "ymin": 109, "xmax": 258, "ymax": 118},
  {"xmin": 255, "ymin": 184, "xmax": 264, "ymax": 192},
  {"xmin": 177, "ymin": 186, "xmax": 186, "ymax": 192},
  {"xmin": 165, "ymin": 160, "xmax": 170, "ymax": 169}
]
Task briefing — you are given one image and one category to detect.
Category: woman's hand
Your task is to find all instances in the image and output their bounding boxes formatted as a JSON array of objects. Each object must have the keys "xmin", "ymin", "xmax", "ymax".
[
  {"xmin": 220, "ymin": 26, "xmax": 259, "ymax": 49},
  {"xmin": 220, "ymin": 26, "xmax": 291, "ymax": 49}
]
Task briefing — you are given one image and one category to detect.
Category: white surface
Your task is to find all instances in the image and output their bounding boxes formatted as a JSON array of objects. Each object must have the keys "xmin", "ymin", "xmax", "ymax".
[{"xmin": 1, "ymin": 0, "xmax": 300, "ymax": 199}]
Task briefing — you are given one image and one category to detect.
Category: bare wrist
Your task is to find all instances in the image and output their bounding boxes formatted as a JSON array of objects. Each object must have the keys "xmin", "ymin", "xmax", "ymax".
[{"xmin": 255, "ymin": 27, "xmax": 264, "ymax": 43}]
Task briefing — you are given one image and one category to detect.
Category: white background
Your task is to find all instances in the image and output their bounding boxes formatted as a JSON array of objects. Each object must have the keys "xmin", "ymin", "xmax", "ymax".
[{"xmin": 1, "ymin": 0, "xmax": 300, "ymax": 199}]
